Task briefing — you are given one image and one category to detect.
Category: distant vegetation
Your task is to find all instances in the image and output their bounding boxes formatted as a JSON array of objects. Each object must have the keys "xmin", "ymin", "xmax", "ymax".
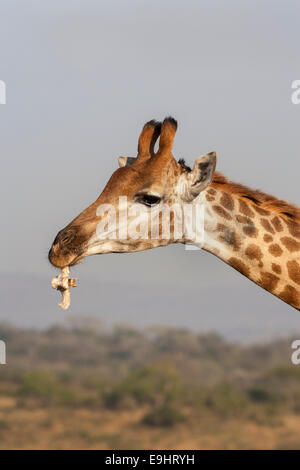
[{"xmin": 0, "ymin": 321, "xmax": 300, "ymax": 449}]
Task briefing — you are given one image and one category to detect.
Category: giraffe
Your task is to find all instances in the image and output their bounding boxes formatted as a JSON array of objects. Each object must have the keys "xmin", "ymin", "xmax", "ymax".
[{"xmin": 49, "ymin": 117, "xmax": 300, "ymax": 311}]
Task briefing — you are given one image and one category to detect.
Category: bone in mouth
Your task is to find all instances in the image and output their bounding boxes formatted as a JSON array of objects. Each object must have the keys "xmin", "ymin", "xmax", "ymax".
[{"xmin": 51, "ymin": 266, "xmax": 77, "ymax": 310}]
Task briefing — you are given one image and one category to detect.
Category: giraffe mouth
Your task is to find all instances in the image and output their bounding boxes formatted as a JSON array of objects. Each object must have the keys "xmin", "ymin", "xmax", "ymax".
[
  {"xmin": 48, "ymin": 244, "xmax": 85, "ymax": 268},
  {"xmin": 68, "ymin": 253, "xmax": 85, "ymax": 266}
]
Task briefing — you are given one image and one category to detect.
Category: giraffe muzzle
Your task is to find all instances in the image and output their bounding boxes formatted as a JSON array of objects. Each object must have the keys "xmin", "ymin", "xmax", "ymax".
[{"xmin": 48, "ymin": 228, "xmax": 84, "ymax": 268}]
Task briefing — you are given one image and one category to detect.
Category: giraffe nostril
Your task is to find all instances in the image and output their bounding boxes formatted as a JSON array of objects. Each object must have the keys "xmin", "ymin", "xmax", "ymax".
[
  {"xmin": 60, "ymin": 233, "xmax": 75, "ymax": 247},
  {"xmin": 53, "ymin": 230, "xmax": 75, "ymax": 249}
]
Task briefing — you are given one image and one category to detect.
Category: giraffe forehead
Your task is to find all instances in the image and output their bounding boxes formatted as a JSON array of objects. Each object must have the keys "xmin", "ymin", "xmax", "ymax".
[{"xmin": 101, "ymin": 166, "xmax": 153, "ymax": 198}]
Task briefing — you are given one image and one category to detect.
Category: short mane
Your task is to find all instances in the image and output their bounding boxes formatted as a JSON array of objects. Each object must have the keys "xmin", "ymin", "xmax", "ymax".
[{"xmin": 212, "ymin": 171, "xmax": 300, "ymax": 223}]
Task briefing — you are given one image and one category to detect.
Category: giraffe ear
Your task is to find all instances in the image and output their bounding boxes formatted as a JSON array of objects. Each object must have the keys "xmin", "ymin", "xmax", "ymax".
[
  {"xmin": 118, "ymin": 156, "xmax": 136, "ymax": 168},
  {"xmin": 184, "ymin": 152, "xmax": 217, "ymax": 200}
]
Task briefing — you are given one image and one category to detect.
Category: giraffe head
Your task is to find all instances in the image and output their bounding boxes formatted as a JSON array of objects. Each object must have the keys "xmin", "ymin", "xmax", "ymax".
[{"xmin": 49, "ymin": 118, "xmax": 216, "ymax": 268}]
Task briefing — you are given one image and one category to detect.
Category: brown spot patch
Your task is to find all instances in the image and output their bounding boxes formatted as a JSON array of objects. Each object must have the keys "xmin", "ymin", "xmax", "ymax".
[
  {"xmin": 259, "ymin": 272, "xmax": 280, "ymax": 292},
  {"xmin": 206, "ymin": 194, "xmax": 214, "ymax": 202},
  {"xmin": 213, "ymin": 205, "xmax": 232, "ymax": 220},
  {"xmin": 253, "ymin": 205, "xmax": 270, "ymax": 216},
  {"xmin": 260, "ymin": 218, "xmax": 275, "ymax": 234},
  {"xmin": 283, "ymin": 219, "xmax": 300, "ymax": 239},
  {"xmin": 279, "ymin": 285, "xmax": 300, "ymax": 308},
  {"xmin": 228, "ymin": 257, "xmax": 250, "ymax": 277},
  {"xmin": 236, "ymin": 215, "xmax": 258, "ymax": 237},
  {"xmin": 263, "ymin": 234, "xmax": 273, "ymax": 243},
  {"xmin": 220, "ymin": 192, "xmax": 234, "ymax": 211},
  {"xmin": 287, "ymin": 260, "xmax": 300, "ymax": 285},
  {"xmin": 218, "ymin": 225, "xmax": 240, "ymax": 251},
  {"xmin": 245, "ymin": 244, "xmax": 263, "ymax": 264},
  {"xmin": 280, "ymin": 237, "xmax": 300, "ymax": 253},
  {"xmin": 271, "ymin": 216, "xmax": 283, "ymax": 232},
  {"xmin": 242, "ymin": 220, "xmax": 258, "ymax": 238},
  {"xmin": 272, "ymin": 263, "xmax": 281, "ymax": 275},
  {"xmin": 207, "ymin": 188, "xmax": 216, "ymax": 196},
  {"xmin": 236, "ymin": 215, "xmax": 250, "ymax": 224},
  {"xmin": 239, "ymin": 199, "xmax": 255, "ymax": 218},
  {"xmin": 269, "ymin": 244, "xmax": 283, "ymax": 257}
]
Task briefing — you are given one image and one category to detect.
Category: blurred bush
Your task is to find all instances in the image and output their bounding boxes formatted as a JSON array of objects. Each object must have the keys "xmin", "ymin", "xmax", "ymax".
[
  {"xmin": 143, "ymin": 403, "xmax": 185, "ymax": 427},
  {"xmin": 104, "ymin": 364, "xmax": 181, "ymax": 409}
]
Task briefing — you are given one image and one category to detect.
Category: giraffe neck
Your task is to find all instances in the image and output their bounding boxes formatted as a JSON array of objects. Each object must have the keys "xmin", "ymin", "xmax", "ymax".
[{"xmin": 199, "ymin": 185, "xmax": 300, "ymax": 310}]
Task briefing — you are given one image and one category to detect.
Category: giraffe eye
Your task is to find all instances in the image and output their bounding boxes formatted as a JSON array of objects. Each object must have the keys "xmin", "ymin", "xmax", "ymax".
[{"xmin": 135, "ymin": 193, "xmax": 161, "ymax": 207}]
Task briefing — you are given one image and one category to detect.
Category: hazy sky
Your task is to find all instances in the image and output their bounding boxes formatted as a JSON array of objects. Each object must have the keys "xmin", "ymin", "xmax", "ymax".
[{"xmin": 0, "ymin": 0, "xmax": 300, "ymax": 341}]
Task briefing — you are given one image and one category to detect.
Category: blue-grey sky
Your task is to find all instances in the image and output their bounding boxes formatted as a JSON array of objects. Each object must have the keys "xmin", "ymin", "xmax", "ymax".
[{"xmin": 0, "ymin": 0, "xmax": 299, "ymax": 342}]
